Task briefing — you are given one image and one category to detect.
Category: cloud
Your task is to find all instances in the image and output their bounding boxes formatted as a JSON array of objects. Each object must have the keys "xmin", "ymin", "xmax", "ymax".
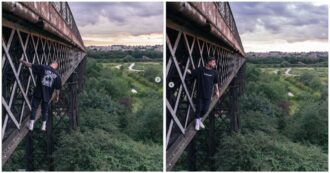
[
  {"xmin": 68, "ymin": 2, "xmax": 163, "ymax": 44},
  {"xmin": 81, "ymin": 33, "xmax": 163, "ymax": 46},
  {"xmin": 230, "ymin": 2, "xmax": 328, "ymax": 51}
]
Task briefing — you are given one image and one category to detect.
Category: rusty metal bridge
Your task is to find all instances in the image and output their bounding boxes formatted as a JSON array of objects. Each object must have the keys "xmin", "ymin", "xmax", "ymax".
[
  {"xmin": 2, "ymin": 2, "xmax": 86, "ymax": 170},
  {"xmin": 166, "ymin": 2, "xmax": 246, "ymax": 170}
]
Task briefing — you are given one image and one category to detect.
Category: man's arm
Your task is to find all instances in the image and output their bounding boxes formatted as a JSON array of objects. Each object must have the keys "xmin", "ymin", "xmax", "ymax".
[
  {"xmin": 54, "ymin": 90, "xmax": 60, "ymax": 103},
  {"xmin": 53, "ymin": 77, "xmax": 62, "ymax": 103},
  {"xmin": 20, "ymin": 59, "xmax": 32, "ymax": 68},
  {"xmin": 214, "ymin": 83, "xmax": 220, "ymax": 98},
  {"xmin": 190, "ymin": 68, "xmax": 199, "ymax": 80}
]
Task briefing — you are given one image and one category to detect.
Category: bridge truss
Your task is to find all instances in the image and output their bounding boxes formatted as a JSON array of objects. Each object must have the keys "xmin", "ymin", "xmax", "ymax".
[
  {"xmin": 2, "ymin": 2, "xmax": 86, "ymax": 169},
  {"xmin": 166, "ymin": 2, "xmax": 246, "ymax": 170}
]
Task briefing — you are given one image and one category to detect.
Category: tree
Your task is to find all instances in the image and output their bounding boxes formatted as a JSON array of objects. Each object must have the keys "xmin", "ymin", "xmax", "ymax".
[
  {"xmin": 284, "ymin": 100, "xmax": 328, "ymax": 150},
  {"xmin": 214, "ymin": 131, "xmax": 328, "ymax": 171},
  {"xmin": 54, "ymin": 129, "xmax": 162, "ymax": 171}
]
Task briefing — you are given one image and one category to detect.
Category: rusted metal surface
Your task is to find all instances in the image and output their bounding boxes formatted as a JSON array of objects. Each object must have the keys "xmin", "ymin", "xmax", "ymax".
[
  {"xmin": 2, "ymin": 2, "xmax": 85, "ymax": 52},
  {"xmin": 167, "ymin": 2, "xmax": 244, "ymax": 56},
  {"xmin": 166, "ymin": 2, "xmax": 245, "ymax": 170},
  {"xmin": 2, "ymin": 2, "xmax": 86, "ymax": 165}
]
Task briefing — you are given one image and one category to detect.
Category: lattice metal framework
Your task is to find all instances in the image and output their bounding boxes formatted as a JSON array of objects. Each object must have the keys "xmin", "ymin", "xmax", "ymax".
[
  {"xmin": 166, "ymin": 2, "xmax": 245, "ymax": 170},
  {"xmin": 166, "ymin": 25, "xmax": 245, "ymax": 148},
  {"xmin": 2, "ymin": 2, "xmax": 86, "ymax": 164}
]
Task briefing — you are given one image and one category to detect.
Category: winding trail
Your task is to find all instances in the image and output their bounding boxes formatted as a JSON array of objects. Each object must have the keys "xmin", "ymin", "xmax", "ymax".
[
  {"xmin": 284, "ymin": 68, "xmax": 291, "ymax": 76},
  {"xmin": 284, "ymin": 68, "xmax": 298, "ymax": 77},
  {"xmin": 128, "ymin": 63, "xmax": 144, "ymax": 72},
  {"xmin": 115, "ymin": 64, "xmax": 122, "ymax": 69}
]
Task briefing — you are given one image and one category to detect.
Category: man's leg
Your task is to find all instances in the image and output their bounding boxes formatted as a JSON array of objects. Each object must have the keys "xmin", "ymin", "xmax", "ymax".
[
  {"xmin": 195, "ymin": 98, "xmax": 203, "ymax": 131},
  {"xmin": 28, "ymin": 97, "xmax": 41, "ymax": 131},
  {"xmin": 41, "ymin": 101, "xmax": 50, "ymax": 131},
  {"xmin": 199, "ymin": 99, "xmax": 211, "ymax": 129}
]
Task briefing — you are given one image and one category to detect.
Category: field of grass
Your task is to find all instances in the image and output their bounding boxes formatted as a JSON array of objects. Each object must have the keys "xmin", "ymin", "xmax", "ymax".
[
  {"xmin": 101, "ymin": 61, "xmax": 163, "ymax": 113},
  {"xmin": 260, "ymin": 67, "xmax": 328, "ymax": 82},
  {"xmin": 258, "ymin": 66, "xmax": 327, "ymax": 115},
  {"xmin": 102, "ymin": 62, "xmax": 162, "ymax": 71}
]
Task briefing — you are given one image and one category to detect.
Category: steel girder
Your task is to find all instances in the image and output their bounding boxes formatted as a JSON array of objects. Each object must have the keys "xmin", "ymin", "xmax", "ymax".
[
  {"xmin": 2, "ymin": 19, "xmax": 86, "ymax": 165},
  {"xmin": 166, "ymin": 24, "xmax": 245, "ymax": 170},
  {"xmin": 2, "ymin": 2, "xmax": 85, "ymax": 51}
]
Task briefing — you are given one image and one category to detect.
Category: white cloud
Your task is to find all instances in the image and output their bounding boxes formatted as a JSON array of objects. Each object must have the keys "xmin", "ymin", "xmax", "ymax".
[
  {"xmin": 230, "ymin": 2, "xmax": 328, "ymax": 52},
  {"xmin": 69, "ymin": 2, "xmax": 163, "ymax": 46}
]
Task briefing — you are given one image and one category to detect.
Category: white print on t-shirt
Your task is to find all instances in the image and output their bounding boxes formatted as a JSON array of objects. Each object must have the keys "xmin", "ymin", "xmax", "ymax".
[
  {"xmin": 42, "ymin": 70, "xmax": 57, "ymax": 87},
  {"xmin": 203, "ymin": 73, "xmax": 213, "ymax": 77}
]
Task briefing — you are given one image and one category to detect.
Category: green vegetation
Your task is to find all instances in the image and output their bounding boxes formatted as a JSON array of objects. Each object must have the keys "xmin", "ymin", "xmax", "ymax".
[
  {"xmin": 3, "ymin": 58, "xmax": 163, "ymax": 171},
  {"xmin": 247, "ymin": 55, "xmax": 327, "ymax": 67},
  {"xmin": 174, "ymin": 62, "xmax": 328, "ymax": 171},
  {"xmin": 87, "ymin": 49, "xmax": 163, "ymax": 62}
]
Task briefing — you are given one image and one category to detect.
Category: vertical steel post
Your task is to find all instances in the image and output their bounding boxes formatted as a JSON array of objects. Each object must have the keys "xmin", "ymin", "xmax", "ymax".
[
  {"xmin": 229, "ymin": 76, "xmax": 239, "ymax": 132},
  {"xmin": 187, "ymin": 139, "xmax": 196, "ymax": 171},
  {"xmin": 68, "ymin": 72, "xmax": 79, "ymax": 130},
  {"xmin": 208, "ymin": 110, "xmax": 215, "ymax": 171},
  {"xmin": 46, "ymin": 105, "xmax": 54, "ymax": 171},
  {"xmin": 26, "ymin": 131, "xmax": 34, "ymax": 171}
]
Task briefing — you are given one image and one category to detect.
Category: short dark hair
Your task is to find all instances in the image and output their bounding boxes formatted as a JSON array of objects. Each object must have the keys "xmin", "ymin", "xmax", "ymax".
[
  {"xmin": 207, "ymin": 57, "xmax": 216, "ymax": 62},
  {"xmin": 49, "ymin": 60, "xmax": 58, "ymax": 65}
]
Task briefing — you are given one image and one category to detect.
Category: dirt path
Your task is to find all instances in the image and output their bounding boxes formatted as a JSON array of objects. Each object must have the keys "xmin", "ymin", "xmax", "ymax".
[{"xmin": 128, "ymin": 63, "xmax": 144, "ymax": 72}]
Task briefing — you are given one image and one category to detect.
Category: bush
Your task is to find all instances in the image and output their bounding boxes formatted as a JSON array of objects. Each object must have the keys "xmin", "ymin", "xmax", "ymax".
[
  {"xmin": 215, "ymin": 131, "xmax": 328, "ymax": 171},
  {"xmin": 284, "ymin": 100, "xmax": 328, "ymax": 150},
  {"xmin": 54, "ymin": 129, "xmax": 162, "ymax": 171}
]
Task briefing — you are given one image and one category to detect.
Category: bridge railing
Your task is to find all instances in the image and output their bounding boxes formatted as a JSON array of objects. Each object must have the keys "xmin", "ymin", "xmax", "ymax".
[
  {"xmin": 215, "ymin": 2, "xmax": 244, "ymax": 54},
  {"xmin": 51, "ymin": 2, "xmax": 84, "ymax": 46}
]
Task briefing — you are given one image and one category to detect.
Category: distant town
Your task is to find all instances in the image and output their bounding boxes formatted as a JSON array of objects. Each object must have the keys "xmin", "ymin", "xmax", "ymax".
[
  {"xmin": 246, "ymin": 51, "xmax": 328, "ymax": 59},
  {"xmin": 87, "ymin": 45, "xmax": 163, "ymax": 52}
]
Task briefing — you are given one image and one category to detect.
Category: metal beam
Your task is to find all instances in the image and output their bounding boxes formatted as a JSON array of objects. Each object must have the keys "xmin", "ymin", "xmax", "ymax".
[
  {"xmin": 166, "ymin": 8, "xmax": 245, "ymax": 168},
  {"xmin": 2, "ymin": 10, "xmax": 86, "ymax": 165}
]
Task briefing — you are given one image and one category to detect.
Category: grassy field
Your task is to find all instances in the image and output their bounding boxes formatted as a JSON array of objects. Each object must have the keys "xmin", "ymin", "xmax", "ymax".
[
  {"xmin": 101, "ymin": 61, "xmax": 163, "ymax": 113},
  {"xmin": 102, "ymin": 62, "xmax": 162, "ymax": 71},
  {"xmin": 260, "ymin": 67, "xmax": 328, "ymax": 83},
  {"xmin": 258, "ymin": 66, "xmax": 328, "ymax": 115}
]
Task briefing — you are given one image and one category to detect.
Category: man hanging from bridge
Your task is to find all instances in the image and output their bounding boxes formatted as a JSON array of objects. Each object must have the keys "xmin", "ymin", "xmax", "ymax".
[
  {"xmin": 189, "ymin": 57, "xmax": 220, "ymax": 131},
  {"xmin": 20, "ymin": 58, "xmax": 62, "ymax": 131}
]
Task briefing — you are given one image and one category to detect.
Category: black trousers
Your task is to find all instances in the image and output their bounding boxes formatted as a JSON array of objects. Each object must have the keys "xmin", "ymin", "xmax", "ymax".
[
  {"xmin": 195, "ymin": 98, "xmax": 211, "ymax": 119},
  {"xmin": 30, "ymin": 97, "xmax": 49, "ymax": 122}
]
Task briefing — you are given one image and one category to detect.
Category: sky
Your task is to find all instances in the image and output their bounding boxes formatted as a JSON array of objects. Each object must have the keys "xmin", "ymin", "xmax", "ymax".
[
  {"xmin": 69, "ymin": 2, "xmax": 163, "ymax": 46},
  {"xmin": 230, "ymin": 2, "xmax": 329, "ymax": 52}
]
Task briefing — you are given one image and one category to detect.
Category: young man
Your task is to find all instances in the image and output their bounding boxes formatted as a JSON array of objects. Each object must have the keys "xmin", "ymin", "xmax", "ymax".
[
  {"xmin": 190, "ymin": 57, "xmax": 220, "ymax": 131},
  {"xmin": 20, "ymin": 59, "xmax": 62, "ymax": 131}
]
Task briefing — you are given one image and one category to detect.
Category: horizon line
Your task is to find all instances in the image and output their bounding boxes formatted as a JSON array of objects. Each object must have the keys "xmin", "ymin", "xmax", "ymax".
[{"xmin": 246, "ymin": 51, "xmax": 328, "ymax": 53}]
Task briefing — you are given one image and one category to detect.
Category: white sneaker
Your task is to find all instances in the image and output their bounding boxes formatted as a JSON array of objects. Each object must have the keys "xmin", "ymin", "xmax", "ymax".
[
  {"xmin": 199, "ymin": 118, "xmax": 205, "ymax": 129},
  {"xmin": 195, "ymin": 119, "xmax": 200, "ymax": 131},
  {"xmin": 41, "ymin": 121, "xmax": 47, "ymax": 131},
  {"xmin": 27, "ymin": 120, "xmax": 35, "ymax": 131}
]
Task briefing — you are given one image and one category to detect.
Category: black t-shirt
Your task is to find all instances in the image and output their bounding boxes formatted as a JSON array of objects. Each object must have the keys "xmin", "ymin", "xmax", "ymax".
[
  {"xmin": 192, "ymin": 67, "xmax": 219, "ymax": 99},
  {"xmin": 32, "ymin": 64, "xmax": 62, "ymax": 102}
]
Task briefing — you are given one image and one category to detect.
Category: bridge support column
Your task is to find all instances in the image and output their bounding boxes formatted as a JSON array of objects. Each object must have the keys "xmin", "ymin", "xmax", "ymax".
[
  {"xmin": 26, "ymin": 131, "xmax": 34, "ymax": 171},
  {"xmin": 187, "ymin": 139, "xmax": 196, "ymax": 171},
  {"xmin": 208, "ymin": 110, "xmax": 215, "ymax": 171},
  {"xmin": 229, "ymin": 76, "xmax": 240, "ymax": 132},
  {"xmin": 229, "ymin": 63, "xmax": 246, "ymax": 132},
  {"xmin": 68, "ymin": 58, "xmax": 85, "ymax": 130},
  {"xmin": 69, "ymin": 80, "xmax": 78, "ymax": 130},
  {"xmin": 46, "ymin": 105, "xmax": 54, "ymax": 171}
]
